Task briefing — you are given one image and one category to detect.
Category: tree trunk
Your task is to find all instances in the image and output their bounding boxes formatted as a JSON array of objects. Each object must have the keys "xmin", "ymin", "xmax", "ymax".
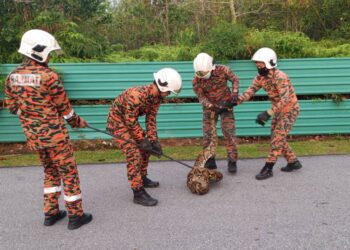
[
  {"xmin": 165, "ymin": 0, "xmax": 170, "ymax": 45},
  {"xmin": 230, "ymin": 0, "xmax": 237, "ymax": 24}
]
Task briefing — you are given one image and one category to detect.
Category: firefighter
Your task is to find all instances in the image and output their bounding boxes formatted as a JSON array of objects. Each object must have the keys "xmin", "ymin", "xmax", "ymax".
[
  {"xmin": 192, "ymin": 53, "xmax": 239, "ymax": 173},
  {"xmin": 106, "ymin": 68, "xmax": 182, "ymax": 206},
  {"xmin": 4, "ymin": 29, "xmax": 92, "ymax": 229},
  {"xmin": 238, "ymin": 47, "xmax": 302, "ymax": 180}
]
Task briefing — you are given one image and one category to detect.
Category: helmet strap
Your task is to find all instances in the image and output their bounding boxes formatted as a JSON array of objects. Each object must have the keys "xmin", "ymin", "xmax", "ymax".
[
  {"xmin": 31, "ymin": 53, "xmax": 43, "ymax": 62},
  {"xmin": 157, "ymin": 79, "xmax": 168, "ymax": 87}
]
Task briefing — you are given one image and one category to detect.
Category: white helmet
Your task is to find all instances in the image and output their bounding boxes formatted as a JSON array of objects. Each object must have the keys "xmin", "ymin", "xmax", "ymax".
[
  {"xmin": 18, "ymin": 29, "xmax": 63, "ymax": 63},
  {"xmin": 193, "ymin": 52, "xmax": 215, "ymax": 74},
  {"xmin": 153, "ymin": 68, "xmax": 182, "ymax": 95},
  {"xmin": 251, "ymin": 47, "xmax": 277, "ymax": 69}
]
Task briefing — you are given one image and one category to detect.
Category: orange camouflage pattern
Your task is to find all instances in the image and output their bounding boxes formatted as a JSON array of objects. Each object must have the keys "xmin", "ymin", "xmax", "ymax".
[
  {"xmin": 192, "ymin": 65, "xmax": 239, "ymax": 108},
  {"xmin": 107, "ymin": 83, "xmax": 161, "ymax": 190},
  {"xmin": 5, "ymin": 58, "xmax": 84, "ymax": 217},
  {"xmin": 192, "ymin": 65, "xmax": 239, "ymax": 161},
  {"xmin": 5, "ymin": 59, "xmax": 72, "ymax": 150},
  {"xmin": 238, "ymin": 69, "xmax": 300, "ymax": 163},
  {"xmin": 39, "ymin": 141, "xmax": 83, "ymax": 217}
]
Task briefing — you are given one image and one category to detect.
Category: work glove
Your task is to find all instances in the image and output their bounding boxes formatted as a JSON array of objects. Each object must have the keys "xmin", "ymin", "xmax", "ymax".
[
  {"xmin": 255, "ymin": 111, "xmax": 271, "ymax": 126},
  {"xmin": 151, "ymin": 140, "xmax": 163, "ymax": 158},
  {"xmin": 208, "ymin": 104, "xmax": 227, "ymax": 114},
  {"xmin": 138, "ymin": 138, "xmax": 153, "ymax": 153},
  {"xmin": 66, "ymin": 113, "xmax": 87, "ymax": 128},
  {"xmin": 221, "ymin": 93, "xmax": 239, "ymax": 109}
]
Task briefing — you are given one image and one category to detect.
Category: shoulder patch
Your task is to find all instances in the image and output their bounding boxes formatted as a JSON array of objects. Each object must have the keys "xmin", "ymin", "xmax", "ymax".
[{"xmin": 9, "ymin": 74, "xmax": 41, "ymax": 87}]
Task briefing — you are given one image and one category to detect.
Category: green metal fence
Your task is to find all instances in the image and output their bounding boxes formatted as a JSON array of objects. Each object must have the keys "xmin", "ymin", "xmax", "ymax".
[
  {"xmin": 1, "ymin": 58, "xmax": 349, "ymax": 142},
  {"xmin": 1, "ymin": 58, "xmax": 350, "ymax": 99},
  {"xmin": 1, "ymin": 100, "xmax": 349, "ymax": 142}
]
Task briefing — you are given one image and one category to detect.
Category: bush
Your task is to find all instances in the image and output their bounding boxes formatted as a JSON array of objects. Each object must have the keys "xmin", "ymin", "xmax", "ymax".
[
  {"xmin": 245, "ymin": 30, "xmax": 312, "ymax": 58},
  {"xmin": 102, "ymin": 45, "xmax": 201, "ymax": 62},
  {"xmin": 202, "ymin": 21, "xmax": 248, "ymax": 60}
]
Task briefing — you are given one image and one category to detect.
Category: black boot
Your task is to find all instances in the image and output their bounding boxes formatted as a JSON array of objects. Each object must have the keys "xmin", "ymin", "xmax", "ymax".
[
  {"xmin": 142, "ymin": 175, "xmax": 159, "ymax": 188},
  {"xmin": 255, "ymin": 162, "xmax": 275, "ymax": 180},
  {"xmin": 133, "ymin": 188, "xmax": 158, "ymax": 206},
  {"xmin": 281, "ymin": 160, "xmax": 302, "ymax": 172},
  {"xmin": 68, "ymin": 213, "xmax": 93, "ymax": 230},
  {"xmin": 228, "ymin": 160, "xmax": 237, "ymax": 173},
  {"xmin": 204, "ymin": 157, "xmax": 217, "ymax": 169},
  {"xmin": 44, "ymin": 210, "xmax": 67, "ymax": 226}
]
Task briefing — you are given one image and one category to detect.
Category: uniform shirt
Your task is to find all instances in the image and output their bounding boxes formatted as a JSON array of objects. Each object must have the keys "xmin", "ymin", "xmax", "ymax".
[
  {"xmin": 5, "ymin": 59, "xmax": 72, "ymax": 150},
  {"xmin": 192, "ymin": 65, "xmax": 239, "ymax": 108},
  {"xmin": 238, "ymin": 69, "xmax": 299, "ymax": 113},
  {"xmin": 107, "ymin": 84, "xmax": 161, "ymax": 142}
]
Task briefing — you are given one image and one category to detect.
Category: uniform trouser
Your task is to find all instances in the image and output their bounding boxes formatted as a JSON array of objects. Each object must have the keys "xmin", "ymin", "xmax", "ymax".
[
  {"xmin": 111, "ymin": 122, "xmax": 150, "ymax": 190},
  {"xmin": 203, "ymin": 108, "xmax": 237, "ymax": 161},
  {"xmin": 267, "ymin": 107, "xmax": 300, "ymax": 163},
  {"xmin": 37, "ymin": 141, "xmax": 83, "ymax": 217}
]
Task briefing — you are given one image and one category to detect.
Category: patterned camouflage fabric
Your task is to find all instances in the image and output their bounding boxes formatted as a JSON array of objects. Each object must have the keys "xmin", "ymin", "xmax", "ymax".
[
  {"xmin": 5, "ymin": 58, "xmax": 84, "ymax": 217},
  {"xmin": 238, "ymin": 69, "xmax": 300, "ymax": 163},
  {"xmin": 38, "ymin": 142, "xmax": 83, "ymax": 217},
  {"xmin": 5, "ymin": 59, "xmax": 72, "ymax": 150},
  {"xmin": 187, "ymin": 112, "xmax": 223, "ymax": 195},
  {"xmin": 192, "ymin": 65, "xmax": 239, "ymax": 162},
  {"xmin": 106, "ymin": 83, "xmax": 161, "ymax": 190}
]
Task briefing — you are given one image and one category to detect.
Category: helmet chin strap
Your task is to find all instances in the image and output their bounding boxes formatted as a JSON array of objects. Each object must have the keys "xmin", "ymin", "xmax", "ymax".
[{"xmin": 153, "ymin": 81, "xmax": 165, "ymax": 98}]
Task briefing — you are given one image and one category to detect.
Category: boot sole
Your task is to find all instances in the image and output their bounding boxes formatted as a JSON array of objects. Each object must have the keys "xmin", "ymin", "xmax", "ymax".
[
  {"xmin": 228, "ymin": 168, "xmax": 237, "ymax": 174},
  {"xmin": 44, "ymin": 211, "xmax": 67, "ymax": 226},
  {"xmin": 143, "ymin": 184, "xmax": 160, "ymax": 188},
  {"xmin": 255, "ymin": 174, "xmax": 273, "ymax": 180},
  {"xmin": 281, "ymin": 166, "xmax": 302, "ymax": 172},
  {"xmin": 133, "ymin": 199, "xmax": 158, "ymax": 206},
  {"xmin": 68, "ymin": 215, "xmax": 93, "ymax": 230}
]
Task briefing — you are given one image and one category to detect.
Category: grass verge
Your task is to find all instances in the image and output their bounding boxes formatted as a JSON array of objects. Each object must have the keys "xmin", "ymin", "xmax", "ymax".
[{"xmin": 0, "ymin": 138, "xmax": 349, "ymax": 167}]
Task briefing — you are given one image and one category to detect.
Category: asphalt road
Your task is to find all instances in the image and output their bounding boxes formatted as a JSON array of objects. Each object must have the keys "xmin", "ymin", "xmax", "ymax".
[{"xmin": 0, "ymin": 155, "xmax": 349, "ymax": 250}]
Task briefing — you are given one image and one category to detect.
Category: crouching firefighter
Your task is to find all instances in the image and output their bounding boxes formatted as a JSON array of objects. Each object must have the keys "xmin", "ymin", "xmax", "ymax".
[
  {"xmin": 4, "ymin": 29, "xmax": 92, "ymax": 229},
  {"xmin": 106, "ymin": 68, "xmax": 182, "ymax": 206},
  {"xmin": 192, "ymin": 53, "xmax": 240, "ymax": 173},
  {"xmin": 238, "ymin": 47, "xmax": 302, "ymax": 180}
]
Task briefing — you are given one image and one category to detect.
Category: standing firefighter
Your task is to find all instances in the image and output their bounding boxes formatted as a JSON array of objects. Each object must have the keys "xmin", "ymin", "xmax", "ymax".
[
  {"xmin": 4, "ymin": 29, "xmax": 92, "ymax": 229},
  {"xmin": 238, "ymin": 47, "xmax": 302, "ymax": 180},
  {"xmin": 192, "ymin": 53, "xmax": 239, "ymax": 173},
  {"xmin": 106, "ymin": 68, "xmax": 182, "ymax": 206}
]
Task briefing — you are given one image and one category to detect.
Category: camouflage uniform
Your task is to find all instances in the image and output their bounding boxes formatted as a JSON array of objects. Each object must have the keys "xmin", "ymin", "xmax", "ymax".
[
  {"xmin": 106, "ymin": 84, "xmax": 161, "ymax": 190},
  {"xmin": 192, "ymin": 65, "xmax": 239, "ymax": 162},
  {"xmin": 238, "ymin": 69, "xmax": 300, "ymax": 163},
  {"xmin": 5, "ymin": 59, "xmax": 84, "ymax": 217}
]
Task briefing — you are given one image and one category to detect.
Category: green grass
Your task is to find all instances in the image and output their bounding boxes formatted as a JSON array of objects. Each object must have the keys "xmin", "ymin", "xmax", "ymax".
[{"xmin": 1, "ymin": 138, "xmax": 349, "ymax": 167}]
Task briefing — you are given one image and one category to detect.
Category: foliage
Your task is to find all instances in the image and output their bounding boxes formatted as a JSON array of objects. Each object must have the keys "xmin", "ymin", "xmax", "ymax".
[
  {"xmin": 0, "ymin": 0, "xmax": 109, "ymax": 63},
  {"xmin": 103, "ymin": 45, "xmax": 201, "ymax": 62},
  {"xmin": 245, "ymin": 30, "xmax": 313, "ymax": 59},
  {"xmin": 1, "ymin": 0, "xmax": 350, "ymax": 63},
  {"xmin": 202, "ymin": 21, "xmax": 248, "ymax": 60}
]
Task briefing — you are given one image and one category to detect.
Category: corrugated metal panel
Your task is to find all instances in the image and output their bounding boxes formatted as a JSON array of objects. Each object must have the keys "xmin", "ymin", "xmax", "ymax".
[
  {"xmin": 1, "ymin": 100, "xmax": 349, "ymax": 142},
  {"xmin": 1, "ymin": 58, "xmax": 350, "ymax": 100}
]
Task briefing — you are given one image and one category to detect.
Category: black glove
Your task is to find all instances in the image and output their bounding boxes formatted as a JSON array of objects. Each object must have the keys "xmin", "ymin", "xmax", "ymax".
[
  {"xmin": 151, "ymin": 140, "xmax": 163, "ymax": 158},
  {"xmin": 221, "ymin": 94, "xmax": 238, "ymax": 109},
  {"xmin": 209, "ymin": 104, "xmax": 227, "ymax": 114},
  {"xmin": 256, "ymin": 111, "xmax": 271, "ymax": 126},
  {"xmin": 217, "ymin": 107, "xmax": 229, "ymax": 115},
  {"xmin": 138, "ymin": 138, "xmax": 153, "ymax": 152},
  {"xmin": 66, "ymin": 113, "xmax": 87, "ymax": 128},
  {"xmin": 230, "ymin": 94, "xmax": 238, "ymax": 107}
]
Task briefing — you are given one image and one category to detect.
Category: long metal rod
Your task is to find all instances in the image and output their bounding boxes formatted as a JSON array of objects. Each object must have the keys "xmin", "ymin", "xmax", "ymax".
[{"xmin": 86, "ymin": 124, "xmax": 193, "ymax": 169}]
